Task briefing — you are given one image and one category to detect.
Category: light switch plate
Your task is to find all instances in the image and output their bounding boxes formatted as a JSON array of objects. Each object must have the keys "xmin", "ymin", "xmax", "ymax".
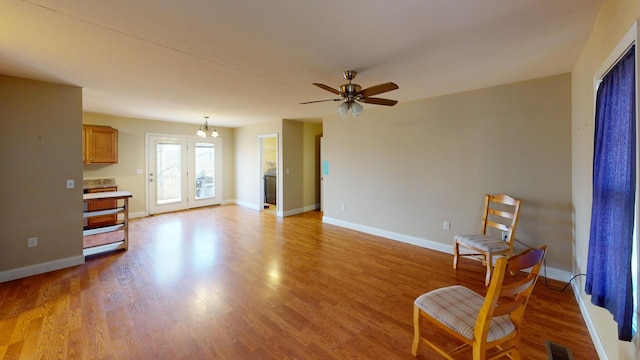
[{"xmin": 66, "ymin": 179, "xmax": 75, "ymax": 189}]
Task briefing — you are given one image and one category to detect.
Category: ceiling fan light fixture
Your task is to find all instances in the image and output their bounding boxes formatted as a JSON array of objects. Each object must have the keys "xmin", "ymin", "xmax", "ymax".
[
  {"xmin": 337, "ymin": 102, "xmax": 349, "ymax": 117},
  {"xmin": 305, "ymin": 71, "xmax": 398, "ymax": 116},
  {"xmin": 351, "ymin": 102, "xmax": 363, "ymax": 117}
]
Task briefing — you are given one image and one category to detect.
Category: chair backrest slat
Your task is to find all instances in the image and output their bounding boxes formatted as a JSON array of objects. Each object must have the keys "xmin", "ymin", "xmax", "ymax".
[
  {"xmin": 486, "ymin": 221, "xmax": 510, "ymax": 232},
  {"xmin": 492, "ymin": 296, "xmax": 526, "ymax": 317},
  {"xmin": 480, "ymin": 194, "xmax": 522, "ymax": 254},
  {"xmin": 501, "ymin": 277, "xmax": 537, "ymax": 296},
  {"xmin": 473, "ymin": 246, "xmax": 546, "ymax": 346},
  {"xmin": 488, "ymin": 209, "xmax": 515, "ymax": 219},
  {"xmin": 490, "ymin": 194, "xmax": 520, "ymax": 206}
]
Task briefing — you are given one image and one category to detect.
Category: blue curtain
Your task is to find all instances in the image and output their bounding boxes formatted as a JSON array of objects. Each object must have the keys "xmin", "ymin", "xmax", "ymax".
[{"xmin": 586, "ymin": 45, "xmax": 636, "ymax": 341}]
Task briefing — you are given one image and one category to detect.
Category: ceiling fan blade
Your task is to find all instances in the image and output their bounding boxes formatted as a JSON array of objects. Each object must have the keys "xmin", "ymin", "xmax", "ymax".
[
  {"xmin": 357, "ymin": 82, "xmax": 399, "ymax": 98},
  {"xmin": 313, "ymin": 83, "xmax": 341, "ymax": 95},
  {"xmin": 359, "ymin": 97, "xmax": 398, "ymax": 106},
  {"xmin": 300, "ymin": 98, "xmax": 341, "ymax": 104}
]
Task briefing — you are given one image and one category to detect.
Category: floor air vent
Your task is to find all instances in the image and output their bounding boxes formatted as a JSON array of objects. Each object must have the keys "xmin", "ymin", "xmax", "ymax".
[{"xmin": 545, "ymin": 340, "xmax": 574, "ymax": 360}]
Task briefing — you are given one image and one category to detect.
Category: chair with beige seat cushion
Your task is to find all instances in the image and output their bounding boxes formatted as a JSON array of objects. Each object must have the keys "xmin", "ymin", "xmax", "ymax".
[
  {"xmin": 453, "ymin": 194, "xmax": 521, "ymax": 286},
  {"xmin": 412, "ymin": 246, "xmax": 546, "ymax": 359}
]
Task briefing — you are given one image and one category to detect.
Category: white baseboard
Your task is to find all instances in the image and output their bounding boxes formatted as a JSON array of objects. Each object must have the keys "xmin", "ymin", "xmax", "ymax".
[
  {"xmin": 232, "ymin": 200, "xmax": 320, "ymax": 218},
  {"xmin": 0, "ymin": 255, "xmax": 85, "ymax": 283},
  {"xmin": 280, "ymin": 208, "xmax": 301, "ymax": 217},
  {"xmin": 281, "ymin": 204, "xmax": 319, "ymax": 217},
  {"xmin": 571, "ymin": 281, "xmax": 608, "ymax": 360},
  {"xmin": 305, "ymin": 204, "xmax": 321, "ymax": 212},
  {"xmin": 321, "ymin": 216, "xmax": 572, "ymax": 282},
  {"xmin": 129, "ymin": 211, "xmax": 147, "ymax": 219},
  {"xmin": 322, "ymin": 216, "xmax": 452, "ymax": 253},
  {"xmin": 233, "ymin": 199, "xmax": 261, "ymax": 211}
]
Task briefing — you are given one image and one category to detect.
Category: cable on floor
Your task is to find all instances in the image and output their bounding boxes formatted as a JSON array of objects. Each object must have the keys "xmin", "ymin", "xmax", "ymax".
[{"xmin": 514, "ymin": 238, "xmax": 586, "ymax": 293}]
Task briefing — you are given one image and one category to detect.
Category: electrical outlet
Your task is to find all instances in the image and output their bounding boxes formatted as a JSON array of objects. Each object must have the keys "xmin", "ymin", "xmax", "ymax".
[
  {"xmin": 28, "ymin": 237, "xmax": 38, "ymax": 248},
  {"xmin": 341, "ymin": 203, "xmax": 346, "ymax": 211},
  {"xmin": 443, "ymin": 221, "xmax": 450, "ymax": 230}
]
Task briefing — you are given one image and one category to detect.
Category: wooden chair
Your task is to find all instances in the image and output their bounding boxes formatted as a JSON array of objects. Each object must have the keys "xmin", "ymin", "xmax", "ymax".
[
  {"xmin": 453, "ymin": 194, "xmax": 521, "ymax": 286},
  {"xmin": 412, "ymin": 246, "xmax": 546, "ymax": 359}
]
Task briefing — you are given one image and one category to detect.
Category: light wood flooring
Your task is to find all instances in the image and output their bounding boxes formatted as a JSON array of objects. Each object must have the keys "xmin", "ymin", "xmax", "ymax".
[{"xmin": 0, "ymin": 205, "xmax": 597, "ymax": 359}]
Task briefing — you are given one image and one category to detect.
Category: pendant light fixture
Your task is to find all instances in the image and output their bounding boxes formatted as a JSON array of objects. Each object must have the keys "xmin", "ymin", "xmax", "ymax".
[{"xmin": 197, "ymin": 116, "xmax": 220, "ymax": 138}]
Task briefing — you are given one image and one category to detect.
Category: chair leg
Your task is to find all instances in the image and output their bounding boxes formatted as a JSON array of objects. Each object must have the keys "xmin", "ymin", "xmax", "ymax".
[
  {"xmin": 484, "ymin": 253, "xmax": 492, "ymax": 286},
  {"xmin": 453, "ymin": 241, "xmax": 459, "ymax": 269},
  {"xmin": 510, "ymin": 339, "xmax": 521, "ymax": 360},
  {"xmin": 411, "ymin": 305, "xmax": 422, "ymax": 356},
  {"xmin": 472, "ymin": 345, "xmax": 488, "ymax": 360}
]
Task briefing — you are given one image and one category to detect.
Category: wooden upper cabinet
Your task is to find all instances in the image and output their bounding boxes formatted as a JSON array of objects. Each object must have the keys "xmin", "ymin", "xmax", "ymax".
[{"xmin": 83, "ymin": 125, "xmax": 118, "ymax": 164}]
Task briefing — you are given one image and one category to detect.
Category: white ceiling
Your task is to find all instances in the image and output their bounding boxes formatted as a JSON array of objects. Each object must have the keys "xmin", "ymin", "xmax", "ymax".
[{"xmin": 0, "ymin": 0, "xmax": 604, "ymax": 128}]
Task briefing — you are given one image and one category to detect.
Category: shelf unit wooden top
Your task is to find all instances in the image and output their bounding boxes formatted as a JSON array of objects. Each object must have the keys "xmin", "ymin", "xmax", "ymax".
[{"xmin": 83, "ymin": 190, "xmax": 132, "ymax": 200}]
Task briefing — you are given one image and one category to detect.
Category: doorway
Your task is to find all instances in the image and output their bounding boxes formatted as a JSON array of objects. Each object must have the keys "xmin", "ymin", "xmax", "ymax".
[
  {"xmin": 259, "ymin": 134, "xmax": 278, "ymax": 212},
  {"xmin": 147, "ymin": 134, "xmax": 222, "ymax": 215}
]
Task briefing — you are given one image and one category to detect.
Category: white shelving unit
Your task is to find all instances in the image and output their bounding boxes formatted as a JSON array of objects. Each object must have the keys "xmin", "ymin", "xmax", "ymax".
[{"xmin": 82, "ymin": 191, "xmax": 132, "ymax": 256}]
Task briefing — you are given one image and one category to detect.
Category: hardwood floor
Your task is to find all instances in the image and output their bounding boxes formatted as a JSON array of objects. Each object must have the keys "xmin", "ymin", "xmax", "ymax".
[{"xmin": 0, "ymin": 205, "xmax": 597, "ymax": 359}]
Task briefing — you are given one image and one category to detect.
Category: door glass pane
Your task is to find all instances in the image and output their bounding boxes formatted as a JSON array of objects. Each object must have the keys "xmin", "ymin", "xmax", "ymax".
[
  {"xmin": 195, "ymin": 143, "xmax": 215, "ymax": 199},
  {"xmin": 156, "ymin": 142, "xmax": 181, "ymax": 204}
]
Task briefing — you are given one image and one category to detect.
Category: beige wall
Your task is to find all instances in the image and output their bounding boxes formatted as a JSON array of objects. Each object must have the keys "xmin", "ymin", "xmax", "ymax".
[
  {"xmin": 282, "ymin": 120, "xmax": 304, "ymax": 213},
  {"xmin": 323, "ymin": 74, "xmax": 572, "ymax": 274},
  {"xmin": 234, "ymin": 120, "xmax": 282, "ymax": 209},
  {"xmin": 234, "ymin": 119, "xmax": 322, "ymax": 214},
  {"xmin": 82, "ymin": 112, "xmax": 235, "ymax": 214},
  {"xmin": 572, "ymin": 0, "xmax": 640, "ymax": 358},
  {"xmin": 303, "ymin": 122, "xmax": 323, "ymax": 209},
  {"xmin": 0, "ymin": 75, "xmax": 84, "ymax": 278},
  {"xmin": 280, "ymin": 120, "xmax": 323, "ymax": 213}
]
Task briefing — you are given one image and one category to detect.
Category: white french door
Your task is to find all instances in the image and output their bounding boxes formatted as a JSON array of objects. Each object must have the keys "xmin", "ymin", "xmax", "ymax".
[{"xmin": 147, "ymin": 135, "xmax": 221, "ymax": 215}]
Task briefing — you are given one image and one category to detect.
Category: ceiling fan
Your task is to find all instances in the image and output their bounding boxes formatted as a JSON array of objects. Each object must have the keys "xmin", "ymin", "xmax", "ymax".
[{"xmin": 301, "ymin": 70, "xmax": 399, "ymax": 116}]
